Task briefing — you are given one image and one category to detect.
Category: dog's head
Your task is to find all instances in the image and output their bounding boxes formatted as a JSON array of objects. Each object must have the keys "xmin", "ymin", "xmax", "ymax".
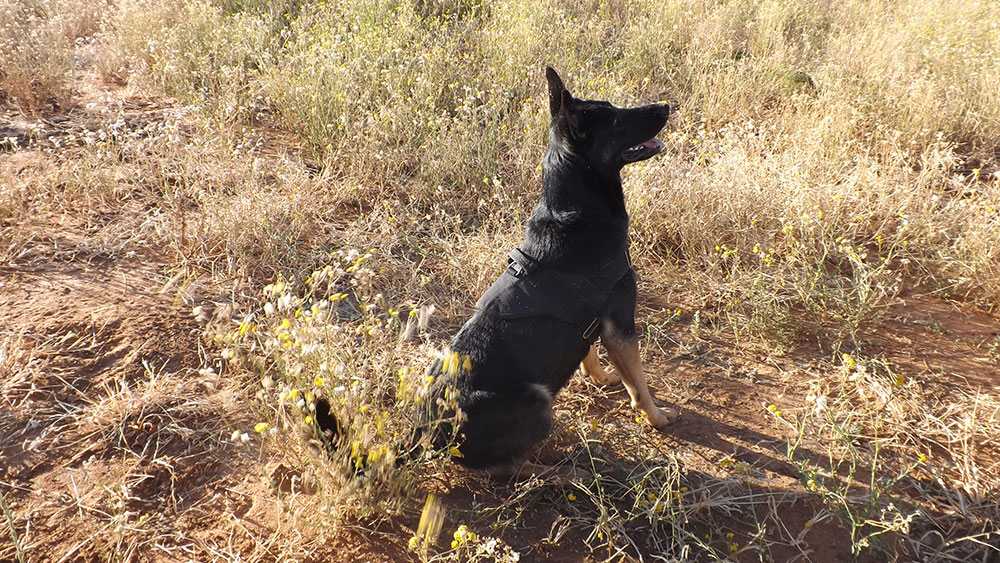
[{"xmin": 546, "ymin": 67, "xmax": 670, "ymax": 175}]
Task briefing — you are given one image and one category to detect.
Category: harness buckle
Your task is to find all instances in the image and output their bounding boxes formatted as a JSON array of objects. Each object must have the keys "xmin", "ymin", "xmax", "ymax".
[
  {"xmin": 506, "ymin": 248, "xmax": 537, "ymax": 279},
  {"xmin": 507, "ymin": 258, "xmax": 528, "ymax": 278}
]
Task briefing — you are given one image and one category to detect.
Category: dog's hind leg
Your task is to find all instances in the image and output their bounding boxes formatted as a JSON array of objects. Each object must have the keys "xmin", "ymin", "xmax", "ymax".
[
  {"xmin": 602, "ymin": 333, "xmax": 679, "ymax": 428},
  {"xmin": 454, "ymin": 384, "xmax": 554, "ymax": 470},
  {"xmin": 580, "ymin": 343, "xmax": 620, "ymax": 386}
]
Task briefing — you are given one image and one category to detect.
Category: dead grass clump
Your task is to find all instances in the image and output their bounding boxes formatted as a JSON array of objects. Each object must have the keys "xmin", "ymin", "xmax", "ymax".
[
  {"xmin": 0, "ymin": 0, "xmax": 107, "ymax": 111},
  {"xmin": 99, "ymin": 0, "xmax": 291, "ymax": 122}
]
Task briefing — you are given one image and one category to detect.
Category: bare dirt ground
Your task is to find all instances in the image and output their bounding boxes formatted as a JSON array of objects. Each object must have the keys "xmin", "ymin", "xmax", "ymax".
[{"xmin": 2, "ymin": 65, "xmax": 999, "ymax": 563}]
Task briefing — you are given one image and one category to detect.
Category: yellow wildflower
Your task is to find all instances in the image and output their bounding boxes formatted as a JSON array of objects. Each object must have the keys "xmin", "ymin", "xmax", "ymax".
[{"xmin": 842, "ymin": 353, "xmax": 855, "ymax": 368}]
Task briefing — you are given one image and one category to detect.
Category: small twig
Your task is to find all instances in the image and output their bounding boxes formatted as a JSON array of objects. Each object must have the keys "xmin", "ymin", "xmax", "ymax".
[{"xmin": 69, "ymin": 470, "xmax": 84, "ymax": 518}]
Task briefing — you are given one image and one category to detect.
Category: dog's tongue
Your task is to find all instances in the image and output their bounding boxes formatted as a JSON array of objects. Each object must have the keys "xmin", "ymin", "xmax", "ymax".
[{"xmin": 624, "ymin": 138, "xmax": 665, "ymax": 160}]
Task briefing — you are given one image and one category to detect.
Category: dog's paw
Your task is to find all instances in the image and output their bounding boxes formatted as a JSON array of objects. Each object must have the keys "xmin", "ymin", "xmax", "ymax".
[
  {"xmin": 591, "ymin": 369, "xmax": 621, "ymax": 386},
  {"xmin": 644, "ymin": 406, "xmax": 680, "ymax": 428}
]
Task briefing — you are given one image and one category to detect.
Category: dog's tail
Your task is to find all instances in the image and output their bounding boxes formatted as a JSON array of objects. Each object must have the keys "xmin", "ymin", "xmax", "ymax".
[
  {"xmin": 310, "ymin": 304, "xmax": 445, "ymax": 468},
  {"xmin": 312, "ymin": 397, "xmax": 398, "ymax": 474},
  {"xmin": 313, "ymin": 396, "xmax": 344, "ymax": 444},
  {"xmin": 310, "ymin": 373, "xmax": 461, "ymax": 473}
]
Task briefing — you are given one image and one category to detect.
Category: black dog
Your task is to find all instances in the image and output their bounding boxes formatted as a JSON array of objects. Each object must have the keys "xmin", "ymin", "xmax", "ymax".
[
  {"xmin": 433, "ymin": 67, "xmax": 678, "ymax": 471},
  {"xmin": 315, "ymin": 68, "xmax": 677, "ymax": 474}
]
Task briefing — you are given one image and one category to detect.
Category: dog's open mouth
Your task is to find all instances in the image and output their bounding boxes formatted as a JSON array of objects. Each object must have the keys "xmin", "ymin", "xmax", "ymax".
[{"xmin": 622, "ymin": 138, "xmax": 664, "ymax": 162}]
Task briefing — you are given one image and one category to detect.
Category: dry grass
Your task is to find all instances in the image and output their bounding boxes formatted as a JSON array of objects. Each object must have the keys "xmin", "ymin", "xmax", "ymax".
[
  {"xmin": 0, "ymin": 0, "xmax": 108, "ymax": 111},
  {"xmin": 2, "ymin": 0, "xmax": 999, "ymax": 561},
  {"xmin": 91, "ymin": 0, "xmax": 1000, "ymax": 323}
]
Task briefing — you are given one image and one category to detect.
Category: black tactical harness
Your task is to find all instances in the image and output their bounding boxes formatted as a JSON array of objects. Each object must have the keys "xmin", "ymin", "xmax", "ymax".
[{"xmin": 475, "ymin": 247, "xmax": 633, "ymax": 343}]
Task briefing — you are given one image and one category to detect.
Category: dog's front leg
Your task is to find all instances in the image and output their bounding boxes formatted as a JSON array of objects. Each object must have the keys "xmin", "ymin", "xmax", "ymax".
[
  {"xmin": 580, "ymin": 343, "xmax": 620, "ymax": 386},
  {"xmin": 602, "ymin": 333, "xmax": 679, "ymax": 427}
]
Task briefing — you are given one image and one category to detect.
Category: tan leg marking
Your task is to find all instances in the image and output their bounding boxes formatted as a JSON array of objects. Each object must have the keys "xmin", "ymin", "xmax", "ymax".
[
  {"xmin": 602, "ymin": 336, "xmax": 679, "ymax": 427},
  {"xmin": 580, "ymin": 343, "xmax": 620, "ymax": 386}
]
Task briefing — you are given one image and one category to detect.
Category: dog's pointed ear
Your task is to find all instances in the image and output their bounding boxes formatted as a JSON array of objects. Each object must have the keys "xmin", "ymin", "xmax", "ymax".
[{"xmin": 546, "ymin": 66, "xmax": 570, "ymax": 117}]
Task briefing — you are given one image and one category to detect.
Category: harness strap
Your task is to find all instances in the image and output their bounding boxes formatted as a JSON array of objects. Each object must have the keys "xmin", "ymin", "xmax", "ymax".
[{"xmin": 476, "ymin": 246, "xmax": 632, "ymax": 343}]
